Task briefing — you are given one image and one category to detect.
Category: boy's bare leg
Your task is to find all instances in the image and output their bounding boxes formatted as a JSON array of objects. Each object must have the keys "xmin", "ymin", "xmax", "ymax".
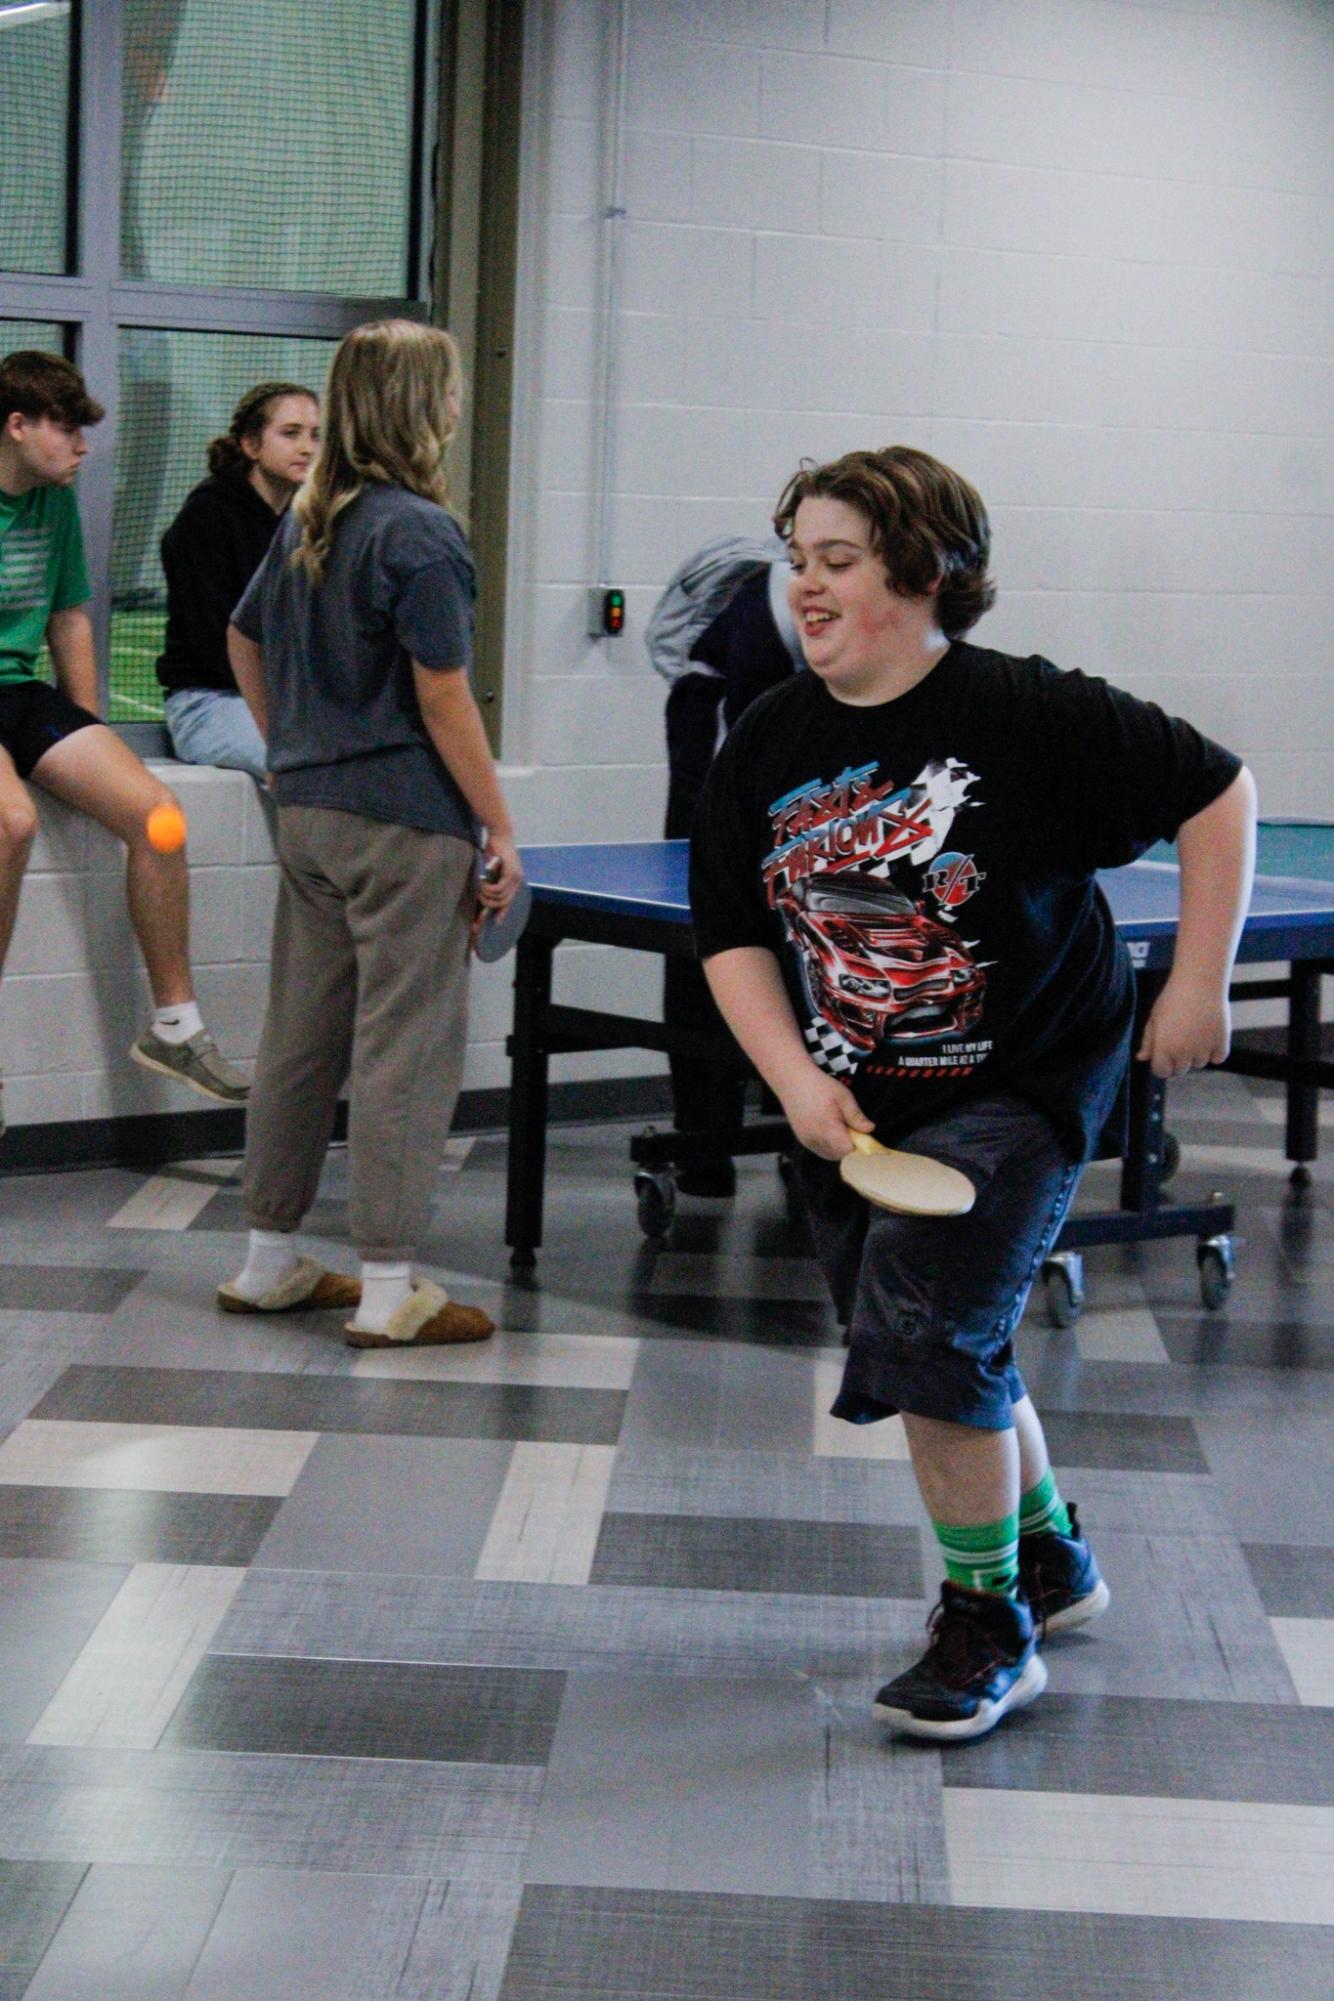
[
  {"xmin": 901, "ymin": 1409, "xmax": 1019, "ymax": 1523},
  {"xmin": 1011, "ymin": 1393, "xmax": 1054, "ymax": 1494},
  {"xmin": 29, "ymin": 724, "xmax": 192, "ymax": 1004},
  {"xmin": 0, "ymin": 748, "xmax": 37, "ymax": 980}
]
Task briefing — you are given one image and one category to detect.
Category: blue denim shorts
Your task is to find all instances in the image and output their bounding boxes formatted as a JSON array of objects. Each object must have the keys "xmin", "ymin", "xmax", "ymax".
[{"xmin": 797, "ymin": 1094, "xmax": 1082, "ymax": 1432}]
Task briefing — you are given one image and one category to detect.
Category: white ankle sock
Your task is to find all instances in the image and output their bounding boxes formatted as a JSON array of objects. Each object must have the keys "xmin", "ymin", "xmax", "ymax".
[
  {"xmin": 230, "ymin": 1229, "xmax": 300, "ymax": 1302},
  {"xmin": 153, "ymin": 1001, "xmax": 203, "ymax": 1045},
  {"xmin": 352, "ymin": 1261, "xmax": 413, "ymax": 1333}
]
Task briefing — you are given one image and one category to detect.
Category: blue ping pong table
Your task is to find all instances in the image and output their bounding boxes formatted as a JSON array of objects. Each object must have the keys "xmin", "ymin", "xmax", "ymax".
[{"xmin": 505, "ymin": 825, "xmax": 1334, "ymax": 1314}]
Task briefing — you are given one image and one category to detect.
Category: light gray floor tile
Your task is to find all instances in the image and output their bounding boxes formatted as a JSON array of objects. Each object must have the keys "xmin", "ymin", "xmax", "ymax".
[
  {"xmin": 22, "ymin": 1864, "xmax": 229, "ymax": 2001},
  {"xmin": 619, "ymin": 1339, "xmax": 815, "ymax": 1453},
  {"xmin": 526, "ymin": 1670, "xmax": 949, "ymax": 1906},
  {"xmin": 29, "ymin": 1563, "xmax": 245, "ymax": 1750},
  {"xmin": 475, "ymin": 1443, "xmax": 615, "ymax": 1585},
  {"xmin": 0, "ymin": 1561, "xmax": 129, "ymax": 1742},
  {"xmin": 945, "ymin": 1785, "xmax": 1334, "ymax": 1924},
  {"xmin": 607, "ymin": 1444, "xmax": 924, "ymax": 1527},
  {"xmin": 182, "ymin": 1867, "xmax": 427, "ymax": 2000},
  {"xmin": 395, "ymin": 1879, "xmax": 523, "ymax": 2001},
  {"xmin": 255, "ymin": 1434, "xmax": 516, "ymax": 1577},
  {"xmin": 216, "ymin": 1571, "xmax": 920, "ymax": 1685},
  {"xmin": 1195, "ymin": 1408, "xmax": 1334, "ymax": 1543},
  {"xmin": 1032, "ymin": 1528, "xmax": 1297, "ymax": 1703},
  {"xmin": 0, "ymin": 1420, "xmax": 317, "ymax": 1497},
  {"xmin": 1270, "ymin": 1618, "xmax": 1334, "ymax": 1706},
  {"xmin": 0, "ymin": 1745, "xmax": 543, "ymax": 1878}
]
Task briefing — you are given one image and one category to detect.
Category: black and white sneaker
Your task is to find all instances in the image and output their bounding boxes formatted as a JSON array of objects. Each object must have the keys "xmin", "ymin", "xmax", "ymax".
[
  {"xmin": 1019, "ymin": 1503, "xmax": 1110, "ymax": 1636},
  {"xmin": 873, "ymin": 1581, "xmax": 1047, "ymax": 1742}
]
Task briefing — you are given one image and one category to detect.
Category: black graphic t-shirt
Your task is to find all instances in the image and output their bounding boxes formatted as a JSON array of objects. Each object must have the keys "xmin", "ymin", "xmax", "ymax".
[{"xmin": 690, "ymin": 641, "xmax": 1242, "ymax": 1161}]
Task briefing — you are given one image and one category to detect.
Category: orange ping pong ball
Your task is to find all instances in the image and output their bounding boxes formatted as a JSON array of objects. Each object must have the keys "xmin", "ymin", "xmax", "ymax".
[{"xmin": 146, "ymin": 803, "xmax": 187, "ymax": 854}]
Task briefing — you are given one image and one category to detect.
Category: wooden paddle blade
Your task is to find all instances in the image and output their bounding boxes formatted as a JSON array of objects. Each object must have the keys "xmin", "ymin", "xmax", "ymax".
[{"xmin": 839, "ymin": 1142, "xmax": 975, "ymax": 1217}]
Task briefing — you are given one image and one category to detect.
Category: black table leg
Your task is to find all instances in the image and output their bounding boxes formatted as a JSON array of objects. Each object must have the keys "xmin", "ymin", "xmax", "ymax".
[
  {"xmin": 1287, "ymin": 961, "xmax": 1320, "ymax": 1184},
  {"xmin": 506, "ymin": 931, "xmax": 554, "ymax": 1267}
]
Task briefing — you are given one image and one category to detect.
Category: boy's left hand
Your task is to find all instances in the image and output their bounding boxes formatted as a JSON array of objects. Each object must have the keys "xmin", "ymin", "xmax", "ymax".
[{"xmin": 1137, "ymin": 975, "xmax": 1231, "ymax": 1079}]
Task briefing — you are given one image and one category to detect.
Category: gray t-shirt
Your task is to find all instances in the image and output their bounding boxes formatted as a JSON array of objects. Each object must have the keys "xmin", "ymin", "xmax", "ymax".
[{"xmin": 232, "ymin": 483, "xmax": 479, "ymax": 839}]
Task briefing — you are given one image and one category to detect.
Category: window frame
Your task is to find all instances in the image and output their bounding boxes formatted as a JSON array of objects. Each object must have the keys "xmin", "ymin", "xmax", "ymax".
[{"xmin": 0, "ymin": 0, "xmax": 438, "ymax": 740}]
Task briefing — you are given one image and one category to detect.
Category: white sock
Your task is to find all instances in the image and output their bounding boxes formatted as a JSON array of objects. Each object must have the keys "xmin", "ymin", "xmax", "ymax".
[
  {"xmin": 351, "ymin": 1260, "xmax": 413, "ymax": 1333},
  {"xmin": 153, "ymin": 1001, "xmax": 203, "ymax": 1045},
  {"xmin": 230, "ymin": 1229, "xmax": 300, "ymax": 1302}
]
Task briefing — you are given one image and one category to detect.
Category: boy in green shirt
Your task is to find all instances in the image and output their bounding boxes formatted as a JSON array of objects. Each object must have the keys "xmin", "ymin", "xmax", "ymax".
[{"xmin": 0, "ymin": 351, "xmax": 248, "ymax": 1130}]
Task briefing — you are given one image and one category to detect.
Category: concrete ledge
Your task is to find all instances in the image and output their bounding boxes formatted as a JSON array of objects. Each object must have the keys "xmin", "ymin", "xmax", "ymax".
[{"xmin": 3, "ymin": 757, "xmax": 670, "ymax": 1136}]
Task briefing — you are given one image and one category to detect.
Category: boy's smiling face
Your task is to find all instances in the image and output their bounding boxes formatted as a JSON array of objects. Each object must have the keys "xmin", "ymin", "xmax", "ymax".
[{"xmin": 787, "ymin": 495, "xmax": 939, "ymax": 702}]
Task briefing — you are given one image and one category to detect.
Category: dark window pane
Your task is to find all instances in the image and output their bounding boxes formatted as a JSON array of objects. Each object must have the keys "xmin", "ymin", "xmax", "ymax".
[
  {"xmin": 0, "ymin": 0, "xmax": 72, "ymax": 275},
  {"xmin": 123, "ymin": 0, "xmax": 420, "ymax": 292},
  {"xmin": 110, "ymin": 328, "xmax": 335, "ymax": 723}
]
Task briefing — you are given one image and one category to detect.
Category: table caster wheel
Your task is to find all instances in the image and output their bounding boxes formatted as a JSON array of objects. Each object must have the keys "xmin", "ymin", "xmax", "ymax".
[
  {"xmin": 1197, "ymin": 1235, "xmax": 1234, "ymax": 1311},
  {"xmin": 1160, "ymin": 1131, "xmax": 1181, "ymax": 1184},
  {"xmin": 1042, "ymin": 1251, "xmax": 1085, "ymax": 1329},
  {"xmin": 634, "ymin": 1166, "xmax": 676, "ymax": 1239}
]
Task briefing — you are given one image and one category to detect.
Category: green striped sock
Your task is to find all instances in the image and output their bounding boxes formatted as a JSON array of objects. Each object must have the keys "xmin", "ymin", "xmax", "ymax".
[
  {"xmin": 933, "ymin": 1512, "xmax": 1020, "ymax": 1597},
  {"xmin": 1019, "ymin": 1467, "xmax": 1073, "ymax": 1540}
]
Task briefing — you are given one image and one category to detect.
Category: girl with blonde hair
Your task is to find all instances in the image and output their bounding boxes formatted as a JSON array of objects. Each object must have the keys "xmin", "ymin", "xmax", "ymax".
[{"xmin": 220, "ymin": 319, "xmax": 520, "ymax": 1346}]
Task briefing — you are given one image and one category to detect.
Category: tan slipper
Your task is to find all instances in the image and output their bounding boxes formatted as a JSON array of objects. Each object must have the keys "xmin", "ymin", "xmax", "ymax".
[
  {"xmin": 345, "ymin": 1279, "xmax": 494, "ymax": 1349},
  {"xmin": 217, "ymin": 1256, "xmax": 362, "ymax": 1315}
]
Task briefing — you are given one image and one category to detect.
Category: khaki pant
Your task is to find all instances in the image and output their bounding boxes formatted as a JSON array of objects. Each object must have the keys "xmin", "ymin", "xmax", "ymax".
[{"xmin": 244, "ymin": 805, "xmax": 475, "ymax": 1262}]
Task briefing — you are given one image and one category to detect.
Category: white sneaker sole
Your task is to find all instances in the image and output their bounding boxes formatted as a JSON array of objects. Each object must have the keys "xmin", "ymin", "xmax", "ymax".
[
  {"xmin": 1042, "ymin": 1577, "xmax": 1111, "ymax": 1635},
  {"xmin": 873, "ymin": 1649, "xmax": 1048, "ymax": 1742}
]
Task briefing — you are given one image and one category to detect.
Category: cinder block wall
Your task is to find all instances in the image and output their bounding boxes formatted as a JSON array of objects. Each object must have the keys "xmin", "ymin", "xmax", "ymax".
[{"xmin": 507, "ymin": 0, "xmax": 1333, "ymax": 813}]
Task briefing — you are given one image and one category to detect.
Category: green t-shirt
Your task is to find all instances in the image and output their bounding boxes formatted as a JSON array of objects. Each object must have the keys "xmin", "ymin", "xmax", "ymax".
[{"xmin": 0, "ymin": 482, "xmax": 91, "ymax": 684}]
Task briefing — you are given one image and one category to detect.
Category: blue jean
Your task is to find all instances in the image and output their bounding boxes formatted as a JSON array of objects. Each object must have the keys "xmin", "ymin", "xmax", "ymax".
[
  {"xmin": 164, "ymin": 688, "xmax": 267, "ymax": 781},
  {"xmin": 797, "ymin": 1094, "xmax": 1083, "ymax": 1431}
]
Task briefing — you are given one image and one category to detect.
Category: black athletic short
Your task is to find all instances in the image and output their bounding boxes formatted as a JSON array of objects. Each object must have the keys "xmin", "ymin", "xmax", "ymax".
[{"xmin": 0, "ymin": 680, "xmax": 101, "ymax": 779}]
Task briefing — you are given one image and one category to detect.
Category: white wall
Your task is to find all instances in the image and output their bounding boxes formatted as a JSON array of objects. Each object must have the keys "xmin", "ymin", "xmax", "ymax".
[{"xmin": 495, "ymin": 0, "xmax": 1333, "ymax": 1085}]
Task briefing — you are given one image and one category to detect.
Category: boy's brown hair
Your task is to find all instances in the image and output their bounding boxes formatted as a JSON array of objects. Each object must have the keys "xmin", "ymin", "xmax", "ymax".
[
  {"xmin": 0, "ymin": 351, "xmax": 105, "ymax": 430},
  {"xmin": 774, "ymin": 445, "xmax": 996, "ymax": 639}
]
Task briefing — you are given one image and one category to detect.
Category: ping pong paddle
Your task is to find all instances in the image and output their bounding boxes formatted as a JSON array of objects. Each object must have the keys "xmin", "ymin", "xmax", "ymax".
[
  {"xmin": 474, "ymin": 856, "xmax": 532, "ymax": 962},
  {"xmin": 839, "ymin": 1128, "xmax": 975, "ymax": 1217}
]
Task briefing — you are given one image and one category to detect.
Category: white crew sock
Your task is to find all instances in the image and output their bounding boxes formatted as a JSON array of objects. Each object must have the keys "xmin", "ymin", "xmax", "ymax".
[
  {"xmin": 350, "ymin": 1261, "xmax": 413, "ymax": 1334},
  {"xmin": 230, "ymin": 1229, "xmax": 300, "ymax": 1302},
  {"xmin": 153, "ymin": 1001, "xmax": 203, "ymax": 1045}
]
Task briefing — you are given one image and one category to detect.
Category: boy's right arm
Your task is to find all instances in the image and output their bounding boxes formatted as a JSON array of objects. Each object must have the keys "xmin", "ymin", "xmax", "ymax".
[{"xmin": 704, "ymin": 945, "xmax": 873, "ymax": 1160}]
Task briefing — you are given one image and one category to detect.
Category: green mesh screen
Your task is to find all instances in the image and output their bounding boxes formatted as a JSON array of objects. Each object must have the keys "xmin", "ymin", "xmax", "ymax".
[
  {"xmin": 123, "ymin": 0, "xmax": 420, "ymax": 292},
  {"xmin": 0, "ymin": 1, "xmax": 72, "ymax": 275},
  {"xmin": 110, "ymin": 329, "xmax": 336, "ymax": 722},
  {"xmin": 0, "ymin": 318, "xmax": 65, "ymax": 357}
]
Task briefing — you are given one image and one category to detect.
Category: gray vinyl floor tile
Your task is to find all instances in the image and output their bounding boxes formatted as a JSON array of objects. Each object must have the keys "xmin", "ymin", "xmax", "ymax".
[
  {"xmin": 0, "ymin": 1862, "xmax": 84, "ymax": 1996},
  {"xmin": 0, "ymin": 1486, "xmax": 280, "ymax": 1567},
  {"xmin": 0, "ymin": 1559, "xmax": 128, "ymax": 1742},
  {"xmin": 1036, "ymin": 1410, "xmax": 1207, "ymax": 1473},
  {"xmin": 1194, "ymin": 1408, "xmax": 1334, "ymax": 1542},
  {"xmin": 1025, "ymin": 1527, "xmax": 1297, "ymax": 1703},
  {"xmin": 606, "ymin": 1444, "xmax": 925, "ymax": 1526},
  {"xmin": 20, "ymin": 1864, "xmax": 229, "ymax": 2001},
  {"xmin": 525, "ymin": 1670, "xmax": 949, "ymax": 1904},
  {"xmin": 163, "ymin": 1656, "xmax": 566, "ymax": 1766},
  {"xmin": 0, "ymin": 1744, "xmax": 544, "ymax": 1877},
  {"xmin": 589, "ymin": 1511, "xmax": 923, "ymax": 1599},
  {"xmin": 496, "ymin": 1885, "xmax": 1334, "ymax": 2001},
  {"xmin": 181, "ymin": 1867, "xmax": 428, "ymax": 2001},
  {"xmin": 1243, "ymin": 1542, "xmax": 1334, "ymax": 1617},
  {"xmin": 951, "ymin": 1691, "xmax": 1334, "ymax": 1803},
  {"xmin": 253, "ymin": 1434, "xmax": 515, "ymax": 1576},
  {"xmin": 0, "ymin": 1265, "xmax": 145, "ymax": 1315},
  {"xmin": 216, "ymin": 1572, "xmax": 920, "ymax": 1685},
  {"xmin": 618, "ymin": 1339, "xmax": 818, "ymax": 1452},
  {"xmin": 32, "ymin": 1364, "xmax": 626, "ymax": 1446}
]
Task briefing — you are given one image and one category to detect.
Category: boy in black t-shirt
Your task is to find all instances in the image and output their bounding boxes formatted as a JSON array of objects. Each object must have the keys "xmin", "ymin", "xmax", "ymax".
[{"xmin": 690, "ymin": 447, "xmax": 1256, "ymax": 1742}]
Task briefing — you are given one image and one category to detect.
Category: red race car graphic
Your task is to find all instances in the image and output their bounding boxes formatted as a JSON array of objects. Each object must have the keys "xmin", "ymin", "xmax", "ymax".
[{"xmin": 778, "ymin": 872, "xmax": 986, "ymax": 1052}]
